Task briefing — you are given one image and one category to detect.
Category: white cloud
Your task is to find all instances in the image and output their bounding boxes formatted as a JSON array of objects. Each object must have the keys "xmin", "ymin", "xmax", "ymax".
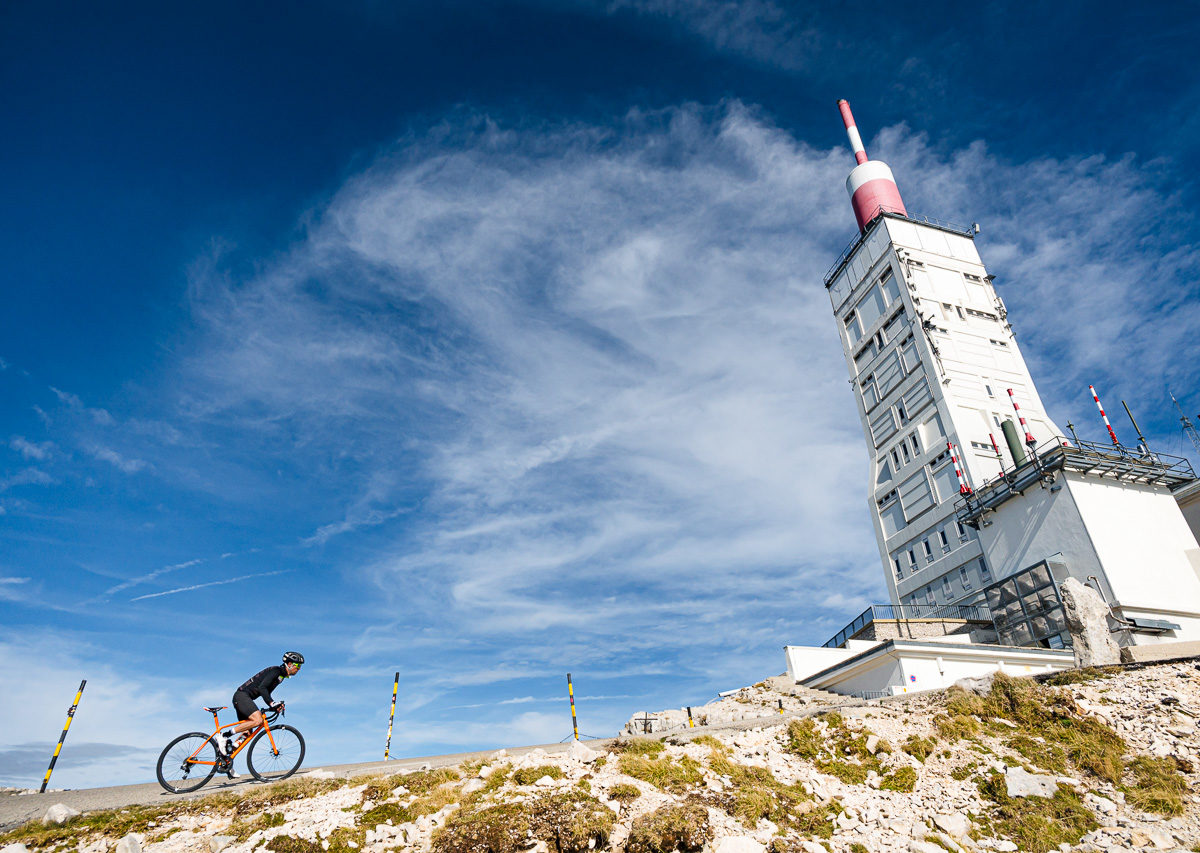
[
  {"xmin": 175, "ymin": 103, "xmax": 1197, "ymax": 702},
  {"xmin": 88, "ymin": 445, "xmax": 149, "ymax": 474},
  {"xmin": 9, "ymin": 436, "xmax": 53, "ymax": 460},
  {"xmin": 0, "ymin": 468, "xmax": 53, "ymax": 492}
]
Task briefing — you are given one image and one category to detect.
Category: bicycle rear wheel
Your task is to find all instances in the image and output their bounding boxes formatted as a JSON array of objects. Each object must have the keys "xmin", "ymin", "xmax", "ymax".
[
  {"xmin": 157, "ymin": 732, "xmax": 220, "ymax": 793},
  {"xmin": 247, "ymin": 724, "xmax": 305, "ymax": 782}
]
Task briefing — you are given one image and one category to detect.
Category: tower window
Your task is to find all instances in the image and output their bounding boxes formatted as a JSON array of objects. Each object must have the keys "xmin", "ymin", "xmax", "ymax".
[
  {"xmin": 942, "ymin": 576, "xmax": 953, "ymax": 596},
  {"xmin": 960, "ymin": 566, "xmax": 972, "ymax": 589},
  {"xmin": 896, "ymin": 402, "xmax": 909, "ymax": 425},
  {"xmin": 984, "ymin": 383, "xmax": 994, "ymax": 397},
  {"xmin": 938, "ymin": 530, "xmax": 950, "ymax": 553},
  {"xmin": 907, "ymin": 548, "xmax": 918, "ymax": 569},
  {"xmin": 980, "ymin": 558, "xmax": 991, "ymax": 580},
  {"xmin": 955, "ymin": 306, "xmax": 965, "ymax": 320},
  {"xmin": 955, "ymin": 521, "xmax": 969, "ymax": 541},
  {"xmin": 922, "ymin": 540, "xmax": 933, "ymax": 561},
  {"xmin": 891, "ymin": 448, "xmax": 901, "ymax": 469},
  {"xmin": 893, "ymin": 557, "xmax": 904, "ymax": 580},
  {"xmin": 910, "ymin": 434, "xmax": 921, "ymax": 455},
  {"xmin": 901, "ymin": 443, "xmax": 911, "ymax": 464}
]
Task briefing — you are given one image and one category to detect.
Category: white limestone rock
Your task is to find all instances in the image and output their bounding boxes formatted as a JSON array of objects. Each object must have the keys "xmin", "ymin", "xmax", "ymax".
[
  {"xmin": 1004, "ymin": 766, "xmax": 1058, "ymax": 799},
  {"xmin": 566, "ymin": 739, "xmax": 600, "ymax": 763},
  {"xmin": 933, "ymin": 812, "xmax": 972, "ymax": 838},
  {"xmin": 711, "ymin": 838, "xmax": 766, "ymax": 853},
  {"xmin": 114, "ymin": 834, "xmax": 142, "ymax": 853},
  {"xmin": 2, "ymin": 844, "xmax": 31, "ymax": 853},
  {"xmin": 1059, "ymin": 578, "xmax": 1121, "ymax": 667},
  {"xmin": 207, "ymin": 836, "xmax": 235, "ymax": 853},
  {"xmin": 42, "ymin": 804, "xmax": 80, "ymax": 825}
]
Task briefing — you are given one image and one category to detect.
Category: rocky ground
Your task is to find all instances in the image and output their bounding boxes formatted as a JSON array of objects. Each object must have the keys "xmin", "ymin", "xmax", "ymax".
[{"xmin": 3, "ymin": 660, "xmax": 1198, "ymax": 853}]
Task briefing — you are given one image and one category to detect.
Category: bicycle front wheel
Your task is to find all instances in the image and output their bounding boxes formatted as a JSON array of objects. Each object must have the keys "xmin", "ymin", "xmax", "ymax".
[
  {"xmin": 157, "ymin": 732, "xmax": 220, "ymax": 793},
  {"xmin": 247, "ymin": 724, "xmax": 305, "ymax": 782}
]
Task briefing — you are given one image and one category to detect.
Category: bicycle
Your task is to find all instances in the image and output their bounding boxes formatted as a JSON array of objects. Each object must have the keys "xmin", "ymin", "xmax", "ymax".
[{"xmin": 156, "ymin": 702, "xmax": 305, "ymax": 793}]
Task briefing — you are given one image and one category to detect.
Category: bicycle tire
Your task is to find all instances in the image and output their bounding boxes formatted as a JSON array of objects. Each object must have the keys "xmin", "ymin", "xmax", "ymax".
[
  {"xmin": 157, "ymin": 731, "xmax": 220, "ymax": 793},
  {"xmin": 247, "ymin": 724, "xmax": 305, "ymax": 782}
]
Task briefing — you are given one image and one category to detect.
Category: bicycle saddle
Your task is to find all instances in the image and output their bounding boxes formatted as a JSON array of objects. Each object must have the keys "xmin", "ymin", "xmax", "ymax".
[{"xmin": 204, "ymin": 706, "xmax": 228, "ymax": 712}]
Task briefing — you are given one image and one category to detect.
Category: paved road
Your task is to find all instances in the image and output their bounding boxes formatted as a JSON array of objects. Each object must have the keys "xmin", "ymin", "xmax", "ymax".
[
  {"xmin": 0, "ymin": 708, "xmax": 822, "ymax": 833},
  {"xmin": 0, "ymin": 739, "xmax": 615, "ymax": 833}
]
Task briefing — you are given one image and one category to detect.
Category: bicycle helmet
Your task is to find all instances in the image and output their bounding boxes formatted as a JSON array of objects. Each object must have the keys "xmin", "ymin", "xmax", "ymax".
[{"xmin": 283, "ymin": 651, "xmax": 305, "ymax": 665}]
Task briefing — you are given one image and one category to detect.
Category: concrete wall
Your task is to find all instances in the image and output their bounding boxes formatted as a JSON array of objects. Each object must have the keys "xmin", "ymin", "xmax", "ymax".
[
  {"xmin": 801, "ymin": 641, "xmax": 1073, "ymax": 698},
  {"xmin": 784, "ymin": 646, "xmax": 859, "ymax": 683},
  {"xmin": 1176, "ymin": 481, "xmax": 1200, "ymax": 546},
  {"xmin": 855, "ymin": 618, "xmax": 982, "ymax": 642},
  {"xmin": 975, "ymin": 474, "xmax": 1104, "ymax": 584}
]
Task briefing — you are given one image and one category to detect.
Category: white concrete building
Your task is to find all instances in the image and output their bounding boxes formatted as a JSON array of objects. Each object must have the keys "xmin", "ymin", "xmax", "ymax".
[
  {"xmin": 825, "ymin": 101, "xmax": 1062, "ymax": 611},
  {"xmin": 812, "ymin": 100, "xmax": 1200, "ymax": 658},
  {"xmin": 785, "ymin": 638, "xmax": 1073, "ymax": 699}
]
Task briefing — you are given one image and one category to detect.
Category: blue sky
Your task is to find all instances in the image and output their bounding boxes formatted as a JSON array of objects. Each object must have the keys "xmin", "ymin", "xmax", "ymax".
[{"xmin": 3, "ymin": 0, "xmax": 1200, "ymax": 788}]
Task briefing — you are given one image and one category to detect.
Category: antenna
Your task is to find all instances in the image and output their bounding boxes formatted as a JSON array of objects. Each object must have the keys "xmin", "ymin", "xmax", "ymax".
[
  {"xmin": 1088, "ymin": 385, "xmax": 1120, "ymax": 446},
  {"xmin": 1170, "ymin": 390, "xmax": 1200, "ymax": 456},
  {"xmin": 1120, "ymin": 400, "xmax": 1149, "ymax": 455}
]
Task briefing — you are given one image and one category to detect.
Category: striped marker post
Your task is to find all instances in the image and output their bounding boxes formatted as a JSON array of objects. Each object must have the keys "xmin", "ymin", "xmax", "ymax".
[
  {"xmin": 686, "ymin": 707, "xmax": 695, "ymax": 728},
  {"xmin": 988, "ymin": 433, "xmax": 1004, "ymax": 467},
  {"xmin": 1007, "ymin": 389, "xmax": 1036, "ymax": 447},
  {"xmin": 947, "ymin": 442, "xmax": 972, "ymax": 495},
  {"xmin": 1089, "ymin": 385, "xmax": 1121, "ymax": 446},
  {"xmin": 567, "ymin": 674, "xmax": 580, "ymax": 741},
  {"xmin": 384, "ymin": 673, "xmax": 399, "ymax": 760},
  {"xmin": 40, "ymin": 680, "xmax": 86, "ymax": 793},
  {"xmin": 777, "ymin": 699, "xmax": 784, "ymax": 715}
]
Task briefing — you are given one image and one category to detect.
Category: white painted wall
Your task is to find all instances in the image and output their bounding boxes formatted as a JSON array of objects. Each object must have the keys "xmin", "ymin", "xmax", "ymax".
[
  {"xmin": 1072, "ymin": 478, "xmax": 1200, "ymax": 622},
  {"xmin": 975, "ymin": 475, "xmax": 1105, "ymax": 583},
  {"xmin": 800, "ymin": 641, "xmax": 1073, "ymax": 698},
  {"xmin": 784, "ymin": 645, "xmax": 862, "ymax": 682}
]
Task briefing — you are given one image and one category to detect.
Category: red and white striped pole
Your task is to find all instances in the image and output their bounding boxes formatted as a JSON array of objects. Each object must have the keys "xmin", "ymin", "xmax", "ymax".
[
  {"xmin": 1007, "ymin": 389, "xmax": 1036, "ymax": 447},
  {"xmin": 1089, "ymin": 385, "xmax": 1120, "ymax": 446},
  {"xmin": 948, "ymin": 442, "xmax": 972, "ymax": 495},
  {"xmin": 988, "ymin": 432, "xmax": 1004, "ymax": 466}
]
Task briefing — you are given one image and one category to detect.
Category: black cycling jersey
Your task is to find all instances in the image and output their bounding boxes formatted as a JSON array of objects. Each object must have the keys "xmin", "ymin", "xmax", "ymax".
[{"xmin": 238, "ymin": 665, "xmax": 288, "ymax": 707}]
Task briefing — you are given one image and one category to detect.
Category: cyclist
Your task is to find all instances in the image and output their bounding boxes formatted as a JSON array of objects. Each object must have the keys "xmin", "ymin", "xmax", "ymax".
[{"xmin": 222, "ymin": 651, "xmax": 304, "ymax": 777}]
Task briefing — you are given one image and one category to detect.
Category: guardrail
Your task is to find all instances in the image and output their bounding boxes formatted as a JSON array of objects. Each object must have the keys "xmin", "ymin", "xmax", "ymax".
[
  {"xmin": 823, "ymin": 603, "xmax": 992, "ymax": 649},
  {"xmin": 823, "ymin": 209, "xmax": 976, "ymax": 288}
]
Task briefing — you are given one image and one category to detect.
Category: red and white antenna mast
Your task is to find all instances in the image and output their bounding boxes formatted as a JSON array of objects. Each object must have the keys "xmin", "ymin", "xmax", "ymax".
[
  {"xmin": 1089, "ymin": 385, "xmax": 1120, "ymax": 446},
  {"xmin": 1007, "ymin": 389, "xmax": 1037, "ymax": 447},
  {"xmin": 948, "ymin": 441, "xmax": 973, "ymax": 495},
  {"xmin": 837, "ymin": 99, "xmax": 908, "ymax": 232}
]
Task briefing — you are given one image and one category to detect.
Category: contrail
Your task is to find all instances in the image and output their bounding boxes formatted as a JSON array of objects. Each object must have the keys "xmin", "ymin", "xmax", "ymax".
[{"xmin": 131, "ymin": 570, "xmax": 287, "ymax": 601}]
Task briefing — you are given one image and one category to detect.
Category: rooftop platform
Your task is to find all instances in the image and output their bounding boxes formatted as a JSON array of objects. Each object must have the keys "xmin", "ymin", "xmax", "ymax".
[{"xmin": 956, "ymin": 438, "xmax": 1196, "ymax": 529}]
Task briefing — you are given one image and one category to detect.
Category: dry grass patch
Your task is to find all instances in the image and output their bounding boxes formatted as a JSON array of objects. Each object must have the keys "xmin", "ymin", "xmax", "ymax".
[
  {"xmin": 432, "ymin": 790, "xmax": 612, "ymax": 853},
  {"xmin": 1124, "ymin": 756, "xmax": 1188, "ymax": 816},
  {"xmin": 626, "ymin": 803, "xmax": 711, "ymax": 853},
  {"xmin": 939, "ymin": 674, "xmax": 1125, "ymax": 783},
  {"xmin": 608, "ymin": 783, "xmax": 642, "ymax": 803},
  {"xmin": 618, "ymin": 751, "xmax": 704, "ymax": 793},
  {"xmin": 511, "ymin": 764, "xmax": 565, "ymax": 786},
  {"xmin": 783, "ymin": 713, "xmax": 887, "ymax": 786},
  {"xmin": 975, "ymin": 771, "xmax": 1096, "ymax": 853},
  {"xmin": 879, "ymin": 766, "xmax": 917, "ymax": 792}
]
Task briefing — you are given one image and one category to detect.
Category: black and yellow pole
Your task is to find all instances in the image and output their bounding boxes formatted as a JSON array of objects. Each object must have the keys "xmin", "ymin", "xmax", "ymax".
[
  {"xmin": 686, "ymin": 706, "xmax": 695, "ymax": 728},
  {"xmin": 384, "ymin": 673, "xmax": 399, "ymax": 760},
  {"xmin": 777, "ymin": 699, "xmax": 784, "ymax": 715},
  {"xmin": 567, "ymin": 673, "xmax": 579, "ymax": 741},
  {"xmin": 40, "ymin": 680, "xmax": 86, "ymax": 793}
]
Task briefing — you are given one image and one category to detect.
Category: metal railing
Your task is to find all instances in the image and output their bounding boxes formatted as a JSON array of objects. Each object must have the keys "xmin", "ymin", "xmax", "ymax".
[
  {"xmin": 823, "ymin": 209, "xmax": 977, "ymax": 288},
  {"xmin": 957, "ymin": 438, "xmax": 1196, "ymax": 526},
  {"xmin": 823, "ymin": 603, "xmax": 993, "ymax": 649}
]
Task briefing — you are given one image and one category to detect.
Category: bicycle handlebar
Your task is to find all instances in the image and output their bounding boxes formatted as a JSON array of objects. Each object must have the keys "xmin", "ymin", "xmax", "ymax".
[{"xmin": 262, "ymin": 703, "xmax": 285, "ymax": 723}]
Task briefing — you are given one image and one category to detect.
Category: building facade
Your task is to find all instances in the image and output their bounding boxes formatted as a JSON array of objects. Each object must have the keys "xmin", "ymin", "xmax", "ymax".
[{"xmin": 825, "ymin": 101, "xmax": 1063, "ymax": 610}]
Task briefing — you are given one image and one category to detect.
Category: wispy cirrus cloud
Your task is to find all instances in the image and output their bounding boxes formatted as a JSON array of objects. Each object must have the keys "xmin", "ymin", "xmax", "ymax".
[
  {"xmin": 9, "ymin": 436, "xmax": 52, "ymax": 460},
  {"xmin": 178, "ymin": 101, "xmax": 1198, "ymax": 695},
  {"xmin": 87, "ymin": 445, "xmax": 148, "ymax": 474}
]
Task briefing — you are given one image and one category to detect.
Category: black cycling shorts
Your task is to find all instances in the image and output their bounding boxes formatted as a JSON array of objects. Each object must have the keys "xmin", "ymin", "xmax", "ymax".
[{"xmin": 232, "ymin": 690, "xmax": 259, "ymax": 721}]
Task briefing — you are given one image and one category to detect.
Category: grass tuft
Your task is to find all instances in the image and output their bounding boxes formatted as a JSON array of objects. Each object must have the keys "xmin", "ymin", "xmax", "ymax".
[
  {"xmin": 1124, "ymin": 756, "xmax": 1187, "ymax": 816},
  {"xmin": 618, "ymin": 752, "xmax": 704, "ymax": 792},
  {"xmin": 626, "ymin": 803, "xmax": 711, "ymax": 853},
  {"xmin": 975, "ymin": 771, "xmax": 1096, "ymax": 853},
  {"xmin": 511, "ymin": 764, "xmax": 565, "ymax": 786}
]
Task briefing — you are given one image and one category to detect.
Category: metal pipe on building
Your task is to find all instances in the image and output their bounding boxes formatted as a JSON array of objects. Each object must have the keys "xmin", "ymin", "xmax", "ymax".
[
  {"xmin": 1001, "ymin": 419, "xmax": 1027, "ymax": 466},
  {"xmin": 1121, "ymin": 400, "xmax": 1149, "ymax": 454}
]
